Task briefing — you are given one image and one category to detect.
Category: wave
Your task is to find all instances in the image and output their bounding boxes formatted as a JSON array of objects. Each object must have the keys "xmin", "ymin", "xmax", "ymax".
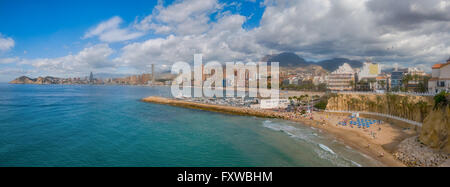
[
  {"xmin": 319, "ymin": 144, "xmax": 335, "ymax": 155},
  {"xmin": 350, "ymin": 160, "xmax": 362, "ymax": 167},
  {"xmin": 262, "ymin": 120, "xmax": 312, "ymax": 142},
  {"xmin": 262, "ymin": 120, "xmax": 372, "ymax": 167}
]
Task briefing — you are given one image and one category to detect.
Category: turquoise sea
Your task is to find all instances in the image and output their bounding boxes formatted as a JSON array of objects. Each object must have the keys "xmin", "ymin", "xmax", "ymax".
[{"xmin": 0, "ymin": 83, "xmax": 381, "ymax": 166}]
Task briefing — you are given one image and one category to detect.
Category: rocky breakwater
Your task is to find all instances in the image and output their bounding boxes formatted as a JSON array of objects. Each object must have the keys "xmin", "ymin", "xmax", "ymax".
[{"xmin": 141, "ymin": 96, "xmax": 285, "ymax": 119}]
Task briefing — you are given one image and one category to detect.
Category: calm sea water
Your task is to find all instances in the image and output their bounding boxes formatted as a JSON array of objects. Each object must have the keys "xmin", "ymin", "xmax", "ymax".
[{"xmin": 0, "ymin": 83, "xmax": 381, "ymax": 166}]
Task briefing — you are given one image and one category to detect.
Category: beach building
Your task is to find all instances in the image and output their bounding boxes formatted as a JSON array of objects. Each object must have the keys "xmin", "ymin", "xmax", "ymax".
[
  {"xmin": 375, "ymin": 74, "xmax": 389, "ymax": 91},
  {"xmin": 406, "ymin": 67, "xmax": 427, "ymax": 77},
  {"xmin": 312, "ymin": 76, "xmax": 326, "ymax": 86},
  {"xmin": 429, "ymin": 58, "xmax": 450, "ymax": 93},
  {"xmin": 327, "ymin": 63, "xmax": 356, "ymax": 91},
  {"xmin": 356, "ymin": 62, "xmax": 381, "ymax": 91},
  {"xmin": 260, "ymin": 99, "xmax": 290, "ymax": 109},
  {"xmin": 358, "ymin": 62, "xmax": 381, "ymax": 81}
]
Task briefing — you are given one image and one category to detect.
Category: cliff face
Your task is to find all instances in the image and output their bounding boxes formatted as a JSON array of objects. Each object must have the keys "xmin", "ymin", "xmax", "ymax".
[
  {"xmin": 9, "ymin": 76, "xmax": 60, "ymax": 84},
  {"xmin": 326, "ymin": 93, "xmax": 434, "ymax": 123},
  {"xmin": 326, "ymin": 93, "xmax": 450, "ymax": 154},
  {"xmin": 419, "ymin": 106, "xmax": 450, "ymax": 154},
  {"xmin": 9, "ymin": 76, "xmax": 37, "ymax": 84}
]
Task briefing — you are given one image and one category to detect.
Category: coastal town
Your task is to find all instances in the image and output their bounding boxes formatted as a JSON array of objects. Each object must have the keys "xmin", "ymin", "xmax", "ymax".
[
  {"xmin": 10, "ymin": 55, "xmax": 450, "ymax": 95},
  {"xmin": 6, "ymin": 34, "xmax": 450, "ymax": 168},
  {"xmin": 138, "ymin": 56, "xmax": 450, "ymax": 167},
  {"xmin": 3, "ymin": 0, "xmax": 450, "ymax": 170}
]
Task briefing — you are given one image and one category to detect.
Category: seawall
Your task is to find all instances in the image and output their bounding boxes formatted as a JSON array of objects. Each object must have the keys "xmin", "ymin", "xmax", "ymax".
[{"xmin": 141, "ymin": 96, "xmax": 282, "ymax": 118}]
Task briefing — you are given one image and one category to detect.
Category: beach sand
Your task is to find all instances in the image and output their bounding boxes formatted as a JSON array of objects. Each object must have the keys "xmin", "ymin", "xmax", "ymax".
[
  {"xmin": 142, "ymin": 96, "xmax": 416, "ymax": 166},
  {"xmin": 311, "ymin": 113, "xmax": 416, "ymax": 166}
]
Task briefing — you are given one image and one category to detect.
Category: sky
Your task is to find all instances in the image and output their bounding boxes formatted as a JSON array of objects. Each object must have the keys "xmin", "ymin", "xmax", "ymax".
[{"xmin": 0, "ymin": 0, "xmax": 449, "ymax": 82}]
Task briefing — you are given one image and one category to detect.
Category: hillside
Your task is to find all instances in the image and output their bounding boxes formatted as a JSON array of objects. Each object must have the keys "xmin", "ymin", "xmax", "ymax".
[
  {"xmin": 280, "ymin": 65, "xmax": 328, "ymax": 76},
  {"xmin": 264, "ymin": 52, "xmax": 311, "ymax": 67},
  {"xmin": 262, "ymin": 52, "xmax": 362, "ymax": 72},
  {"xmin": 9, "ymin": 76, "xmax": 37, "ymax": 84},
  {"xmin": 419, "ymin": 93, "xmax": 450, "ymax": 154},
  {"xmin": 9, "ymin": 76, "xmax": 61, "ymax": 84},
  {"xmin": 316, "ymin": 58, "xmax": 363, "ymax": 72}
]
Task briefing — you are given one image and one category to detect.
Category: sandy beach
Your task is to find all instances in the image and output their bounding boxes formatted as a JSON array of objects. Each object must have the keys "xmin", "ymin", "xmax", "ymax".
[{"xmin": 142, "ymin": 96, "xmax": 416, "ymax": 166}]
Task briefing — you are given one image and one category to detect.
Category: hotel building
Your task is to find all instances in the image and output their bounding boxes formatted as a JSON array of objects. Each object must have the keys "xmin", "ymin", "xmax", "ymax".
[{"xmin": 327, "ymin": 63, "xmax": 356, "ymax": 91}]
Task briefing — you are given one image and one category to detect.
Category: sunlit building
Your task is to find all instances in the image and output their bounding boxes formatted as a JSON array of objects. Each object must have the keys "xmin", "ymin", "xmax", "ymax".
[
  {"xmin": 327, "ymin": 63, "xmax": 355, "ymax": 91},
  {"xmin": 429, "ymin": 58, "xmax": 450, "ymax": 93}
]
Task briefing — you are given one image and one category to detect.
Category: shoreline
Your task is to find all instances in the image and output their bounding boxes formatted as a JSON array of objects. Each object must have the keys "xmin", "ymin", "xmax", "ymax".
[{"xmin": 142, "ymin": 96, "xmax": 410, "ymax": 167}]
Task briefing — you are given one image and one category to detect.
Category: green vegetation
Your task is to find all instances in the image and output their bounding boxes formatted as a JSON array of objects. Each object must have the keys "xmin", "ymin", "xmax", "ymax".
[
  {"xmin": 433, "ymin": 91, "xmax": 449, "ymax": 109},
  {"xmin": 281, "ymin": 83, "xmax": 327, "ymax": 92},
  {"xmin": 313, "ymin": 93, "xmax": 337, "ymax": 110},
  {"xmin": 314, "ymin": 100, "xmax": 328, "ymax": 110}
]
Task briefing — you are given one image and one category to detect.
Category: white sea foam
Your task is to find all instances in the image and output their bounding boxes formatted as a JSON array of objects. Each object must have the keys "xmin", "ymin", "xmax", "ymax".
[
  {"xmin": 319, "ymin": 144, "xmax": 336, "ymax": 155},
  {"xmin": 262, "ymin": 120, "xmax": 311, "ymax": 142},
  {"xmin": 262, "ymin": 120, "xmax": 374, "ymax": 167},
  {"xmin": 350, "ymin": 160, "xmax": 362, "ymax": 167},
  {"xmin": 314, "ymin": 148, "xmax": 351, "ymax": 167}
]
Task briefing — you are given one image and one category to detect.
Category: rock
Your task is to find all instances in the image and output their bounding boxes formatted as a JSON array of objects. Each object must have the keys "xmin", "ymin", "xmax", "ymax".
[
  {"xmin": 419, "ymin": 106, "xmax": 450, "ymax": 154},
  {"xmin": 394, "ymin": 136, "xmax": 449, "ymax": 167}
]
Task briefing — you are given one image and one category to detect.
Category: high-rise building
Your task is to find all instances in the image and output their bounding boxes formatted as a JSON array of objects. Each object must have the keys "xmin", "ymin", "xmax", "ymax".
[
  {"xmin": 89, "ymin": 72, "xmax": 94, "ymax": 84},
  {"xmin": 327, "ymin": 63, "xmax": 355, "ymax": 91},
  {"xmin": 152, "ymin": 64, "xmax": 155, "ymax": 83},
  {"xmin": 390, "ymin": 71, "xmax": 403, "ymax": 90}
]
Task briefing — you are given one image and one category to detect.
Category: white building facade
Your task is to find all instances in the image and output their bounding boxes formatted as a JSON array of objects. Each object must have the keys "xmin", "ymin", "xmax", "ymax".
[
  {"xmin": 327, "ymin": 63, "xmax": 356, "ymax": 91},
  {"xmin": 429, "ymin": 59, "xmax": 450, "ymax": 93}
]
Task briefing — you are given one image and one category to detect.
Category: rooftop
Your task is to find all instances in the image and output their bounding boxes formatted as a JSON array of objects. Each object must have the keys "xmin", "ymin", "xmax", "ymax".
[{"xmin": 432, "ymin": 61, "xmax": 450, "ymax": 69}]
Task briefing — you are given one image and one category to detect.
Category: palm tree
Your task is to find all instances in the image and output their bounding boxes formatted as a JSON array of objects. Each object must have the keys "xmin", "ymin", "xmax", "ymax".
[
  {"xmin": 379, "ymin": 80, "xmax": 386, "ymax": 90},
  {"xmin": 402, "ymin": 74, "xmax": 412, "ymax": 91}
]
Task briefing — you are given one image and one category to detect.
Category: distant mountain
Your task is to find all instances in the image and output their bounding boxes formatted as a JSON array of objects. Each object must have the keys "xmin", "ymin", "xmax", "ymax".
[
  {"xmin": 9, "ymin": 76, "xmax": 36, "ymax": 84},
  {"xmin": 262, "ymin": 52, "xmax": 363, "ymax": 72},
  {"xmin": 316, "ymin": 58, "xmax": 363, "ymax": 72},
  {"xmin": 10, "ymin": 76, "xmax": 69, "ymax": 84},
  {"xmin": 265, "ymin": 52, "xmax": 311, "ymax": 67}
]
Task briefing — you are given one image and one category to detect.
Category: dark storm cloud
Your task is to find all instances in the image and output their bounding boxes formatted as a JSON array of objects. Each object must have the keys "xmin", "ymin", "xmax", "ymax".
[{"xmin": 367, "ymin": 0, "xmax": 450, "ymax": 30}]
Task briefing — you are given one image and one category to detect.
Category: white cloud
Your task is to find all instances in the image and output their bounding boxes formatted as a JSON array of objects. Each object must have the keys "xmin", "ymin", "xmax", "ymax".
[
  {"xmin": 115, "ymin": 13, "xmax": 268, "ymax": 71},
  {"xmin": 0, "ymin": 57, "xmax": 19, "ymax": 64},
  {"xmin": 134, "ymin": 0, "xmax": 222, "ymax": 35},
  {"xmin": 25, "ymin": 44, "xmax": 115, "ymax": 77},
  {"xmin": 0, "ymin": 34, "xmax": 15, "ymax": 52},
  {"xmin": 11, "ymin": 0, "xmax": 450, "ymax": 77},
  {"xmin": 83, "ymin": 16, "xmax": 144, "ymax": 43},
  {"xmin": 252, "ymin": 0, "xmax": 450, "ymax": 68}
]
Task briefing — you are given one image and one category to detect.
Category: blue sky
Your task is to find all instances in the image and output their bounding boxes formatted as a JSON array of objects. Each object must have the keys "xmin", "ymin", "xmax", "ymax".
[
  {"xmin": 0, "ymin": 0, "xmax": 262, "ymax": 59},
  {"xmin": 0, "ymin": 0, "xmax": 449, "ymax": 82}
]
